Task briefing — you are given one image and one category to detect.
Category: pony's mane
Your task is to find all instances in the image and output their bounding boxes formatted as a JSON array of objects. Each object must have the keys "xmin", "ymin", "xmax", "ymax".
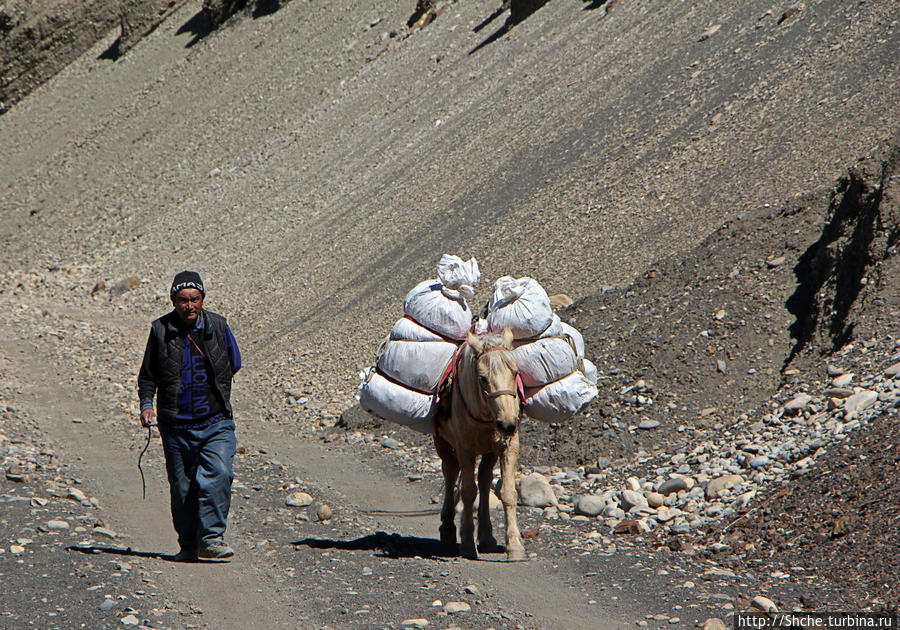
[{"xmin": 463, "ymin": 332, "xmax": 517, "ymax": 373}]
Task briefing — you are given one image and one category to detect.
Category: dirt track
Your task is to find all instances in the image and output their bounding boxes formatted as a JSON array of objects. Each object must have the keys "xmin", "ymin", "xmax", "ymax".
[{"xmin": 1, "ymin": 0, "xmax": 899, "ymax": 627}]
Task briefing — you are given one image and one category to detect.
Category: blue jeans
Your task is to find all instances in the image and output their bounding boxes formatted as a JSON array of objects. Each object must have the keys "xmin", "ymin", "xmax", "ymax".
[{"xmin": 159, "ymin": 419, "xmax": 236, "ymax": 550}]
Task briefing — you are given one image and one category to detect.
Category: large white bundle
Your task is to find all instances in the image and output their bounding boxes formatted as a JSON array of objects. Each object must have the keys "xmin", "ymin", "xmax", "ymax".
[
  {"xmin": 390, "ymin": 317, "xmax": 445, "ymax": 342},
  {"xmin": 559, "ymin": 321, "xmax": 585, "ymax": 359},
  {"xmin": 404, "ymin": 280, "xmax": 472, "ymax": 340},
  {"xmin": 436, "ymin": 254, "xmax": 481, "ymax": 298},
  {"xmin": 513, "ymin": 337, "xmax": 578, "ymax": 388},
  {"xmin": 524, "ymin": 371, "xmax": 598, "ymax": 423},
  {"xmin": 376, "ymin": 339, "xmax": 458, "ymax": 393},
  {"xmin": 582, "ymin": 359, "xmax": 598, "ymax": 386},
  {"xmin": 486, "ymin": 276, "xmax": 554, "ymax": 339},
  {"xmin": 402, "ymin": 255, "xmax": 480, "ymax": 340},
  {"xmin": 359, "ymin": 255, "xmax": 480, "ymax": 433},
  {"xmin": 358, "ymin": 370, "xmax": 436, "ymax": 434}
]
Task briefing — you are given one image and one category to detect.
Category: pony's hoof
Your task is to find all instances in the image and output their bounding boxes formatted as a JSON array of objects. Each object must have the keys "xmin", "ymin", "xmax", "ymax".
[
  {"xmin": 477, "ymin": 539, "xmax": 500, "ymax": 554},
  {"xmin": 439, "ymin": 526, "xmax": 457, "ymax": 548},
  {"xmin": 460, "ymin": 542, "xmax": 478, "ymax": 560},
  {"xmin": 506, "ymin": 548, "xmax": 527, "ymax": 562}
]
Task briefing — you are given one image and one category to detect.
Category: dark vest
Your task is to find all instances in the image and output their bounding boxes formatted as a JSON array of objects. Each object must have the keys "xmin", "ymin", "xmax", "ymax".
[{"xmin": 150, "ymin": 310, "xmax": 234, "ymax": 425}]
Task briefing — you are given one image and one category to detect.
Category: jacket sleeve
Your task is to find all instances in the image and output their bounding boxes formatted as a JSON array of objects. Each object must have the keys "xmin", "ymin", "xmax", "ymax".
[
  {"xmin": 137, "ymin": 328, "xmax": 159, "ymax": 407},
  {"xmin": 224, "ymin": 324, "xmax": 241, "ymax": 375}
]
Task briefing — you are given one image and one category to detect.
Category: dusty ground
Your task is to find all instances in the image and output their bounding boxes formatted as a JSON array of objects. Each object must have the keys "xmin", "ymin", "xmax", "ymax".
[{"xmin": 1, "ymin": 0, "xmax": 899, "ymax": 627}]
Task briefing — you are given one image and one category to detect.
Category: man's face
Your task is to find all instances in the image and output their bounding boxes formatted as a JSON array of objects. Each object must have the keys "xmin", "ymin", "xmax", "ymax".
[{"xmin": 173, "ymin": 288, "xmax": 204, "ymax": 325}]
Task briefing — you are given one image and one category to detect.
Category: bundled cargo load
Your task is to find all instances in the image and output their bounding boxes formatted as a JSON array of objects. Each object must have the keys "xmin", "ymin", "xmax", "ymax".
[
  {"xmin": 357, "ymin": 369, "xmax": 438, "ymax": 434},
  {"xmin": 376, "ymin": 336, "xmax": 458, "ymax": 393},
  {"xmin": 482, "ymin": 275, "xmax": 598, "ymax": 422},
  {"xmin": 359, "ymin": 261, "xmax": 599, "ymax": 432},
  {"xmin": 485, "ymin": 276, "xmax": 555, "ymax": 339},
  {"xmin": 512, "ymin": 336, "xmax": 578, "ymax": 388},
  {"xmin": 358, "ymin": 255, "xmax": 480, "ymax": 433},
  {"xmin": 403, "ymin": 254, "xmax": 480, "ymax": 340},
  {"xmin": 523, "ymin": 371, "xmax": 598, "ymax": 423}
]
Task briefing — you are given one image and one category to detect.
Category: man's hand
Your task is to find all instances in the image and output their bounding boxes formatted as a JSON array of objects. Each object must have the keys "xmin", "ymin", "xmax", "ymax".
[{"xmin": 140, "ymin": 408, "xmax": 156, "ymax": 428}]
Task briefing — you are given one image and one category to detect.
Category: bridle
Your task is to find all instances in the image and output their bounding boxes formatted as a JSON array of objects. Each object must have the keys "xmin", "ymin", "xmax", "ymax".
[{"xmin": 445, "ymin": 342, "xmax": 525, "ymax": 426}]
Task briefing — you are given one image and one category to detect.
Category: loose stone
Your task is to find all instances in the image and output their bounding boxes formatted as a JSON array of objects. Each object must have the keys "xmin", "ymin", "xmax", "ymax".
[
  {"xmin": 658, "ymin": 477, "xmax": 690, "ymax": 496},
  {"xmin": 750, "ymin": 595, "xmax": 778, "ymax": 613},
  {"xmin": 518, "ymin": 473, "xmax": 558, "ymax": 508},
  {"xmin": 645, "ymin": 491, "xmax": 665, "ymax": 508},
  {"xmin": 443, "ymin": 601, "xmax": 471, "ymax": 614},
  {"xmin": 831, "ymin": 373, "xmax": 854, "ymax": 387},
  {"xmin": 574, "ymin": 494, "xmax": 606, "ymax": 517},
  {"xmin": 618, "ymin": 490, "xmax": 648, "ymax": 512},
  {"xmin": 783, "ymin": 394, "xmax": 812, "ymax": 414},
  {"xmin": 705, "ymin": 474, "xmax": 743, "ymax": 499},
  {"xmin": 285, "ymin": 491, "xmax": 314, "ymax": 507},
  {"xmin": 843, "ymin": 389, "xmax": 877, "ymax": 418},
  {"xmin": 45, "ymin": 519, "xmax": 70, "ymax": 530}
]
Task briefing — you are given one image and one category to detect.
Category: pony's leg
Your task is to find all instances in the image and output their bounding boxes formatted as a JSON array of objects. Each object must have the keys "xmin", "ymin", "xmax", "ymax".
[
  {"xmin": 477, "ymin": 452, "xmax": 499, "ymax": 553},
  {"xmin": 434, "ymin": 433, "xmax": 458, "ymax": 548},
  {"xmin": 455, "ymin": 448, "xmax": 478, "ymax": 559},
  {"xmin": 499, "ymin": 433, "xmax": 526, "ymax": 561}
]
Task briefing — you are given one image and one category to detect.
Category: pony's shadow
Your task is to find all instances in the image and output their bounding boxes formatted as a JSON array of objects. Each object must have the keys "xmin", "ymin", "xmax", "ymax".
[
  {"xmin": 293, "ymin": 531, "xmax": 455, "ymax": 560},
  {"xmin": 293, "ymin": 531, "xmax": 514, "ymax": 562},
  {"xmin": 67, "ymin": 544, "xmax": 177, "ymax": 562}
]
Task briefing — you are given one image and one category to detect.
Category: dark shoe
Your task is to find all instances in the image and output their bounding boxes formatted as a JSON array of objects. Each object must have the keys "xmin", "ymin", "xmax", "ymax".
[
  {"xmin": 197, "ymin": 541, "xmax": 234, "ymax": 561},
  {"xmin": 173, "ymin": 547, "xmax": 197, "ymax": 562}
]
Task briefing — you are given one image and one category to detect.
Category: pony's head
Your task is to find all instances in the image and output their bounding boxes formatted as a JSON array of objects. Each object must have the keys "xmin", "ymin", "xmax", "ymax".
[{"xmin": 465, "ymin": 327, "xmax": 521, "ymax": 435}]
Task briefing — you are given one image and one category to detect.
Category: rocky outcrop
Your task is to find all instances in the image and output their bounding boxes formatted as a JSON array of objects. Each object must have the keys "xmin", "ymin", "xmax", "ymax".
[
  {"xmin": 0, "ymin": 0, "xmax": 119, "ymax": 113},
  {"xmin": 509, "ymin": 0, "xmax": 550, "ymax": 24},
  {"xmin": 202, "ymin": 0, "xmax": 284, "ymax": 29},
  {"xmin": 118, "ymin": 0, "xmax": 186, "ymax": 56},
  {"xmin": 0, "ymin": 0, "xmax": 187, "ymax": 113},
  {"xmin": 787, "ymin": 134, "xmax": 900, "ymax": 358}
]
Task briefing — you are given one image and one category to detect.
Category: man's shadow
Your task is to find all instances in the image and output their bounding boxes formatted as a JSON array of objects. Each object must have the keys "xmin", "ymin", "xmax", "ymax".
[{"xmin": 67, "ymin": 544, "xmax": 180, "ymax": 562}]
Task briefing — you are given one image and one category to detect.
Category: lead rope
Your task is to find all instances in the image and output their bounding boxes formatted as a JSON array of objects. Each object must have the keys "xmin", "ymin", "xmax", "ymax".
[{"xmin": 138, "ymin": 425, "xmax": 152, "ymax": 500}]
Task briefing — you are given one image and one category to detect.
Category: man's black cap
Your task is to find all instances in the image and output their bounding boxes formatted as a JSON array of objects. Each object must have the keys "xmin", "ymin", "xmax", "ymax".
[{"xmin": 170, "ymin": 270, "xmax": 205, "ymax": 299}]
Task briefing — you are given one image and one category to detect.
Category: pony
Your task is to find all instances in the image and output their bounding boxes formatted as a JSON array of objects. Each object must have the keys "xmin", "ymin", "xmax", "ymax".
[{"xmin": 434, "ymin": 327, "xmax": 526, "ymax": 561}]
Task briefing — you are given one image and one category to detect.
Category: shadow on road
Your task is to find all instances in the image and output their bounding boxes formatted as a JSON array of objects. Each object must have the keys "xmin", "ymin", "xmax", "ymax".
[
  {"xmin": 582, "ymin": 0, "xmax": 611, "ymax": 10},
  {"xmin": 176, "ymin": 11, "xmax": 213, "ymax": 48},
  {"xmin": 67, "ymin": 544, "xmax": 175, "ymax": 562},
  {"xmin": 292, "ymin": 531, "xmax": 458, "ymax": 560}
]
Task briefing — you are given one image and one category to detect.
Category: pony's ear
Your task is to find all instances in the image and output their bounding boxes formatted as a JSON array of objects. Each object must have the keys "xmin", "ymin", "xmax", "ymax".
[
  {"xmin": 501, "ymin": 326, "xmax": 514, "ymax": 348},
  {"xmin": 467, "ymin": 331, "xmax": 483, "ymax": 352}
]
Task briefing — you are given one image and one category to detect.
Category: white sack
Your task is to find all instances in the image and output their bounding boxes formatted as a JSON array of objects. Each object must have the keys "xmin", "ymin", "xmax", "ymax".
[
  {"xmin": 520, "ymin": 313, "xmax": 562, "ymax": 339},
  {"xmin": 559, "ymin": 321, "xmax": 585, "ymax": 359},
  {"xmin": 436, "ymin": 254, "xmax": 481, "ymax": 300},
  {"xmin": 524, "ymin": 371, "xmax": 598, "ymax": 423},
  {"xmin": 376, "ymin": 339, "xmax": 458, "ymax": 393},
  {"xmin": 390, "ymin": 317, "xmax": 445, "ymax": 342},
  {"xmin": 358, "ymin": 370, "xmax": 436, "ymax": 434},
  {"xmin": 486, "ymin": 276, "xmax": 554, "ymax": 339},
  {"xmin": 513, "ymin": 337, "xmax": 579, "ymax": 388},
  {"xmin": 582, "ymin": 359, "xmax": 598, "ymax": 386},
  {"xmin": 404, "ymin": 279, "xmax": 472, "ymax": 340}
]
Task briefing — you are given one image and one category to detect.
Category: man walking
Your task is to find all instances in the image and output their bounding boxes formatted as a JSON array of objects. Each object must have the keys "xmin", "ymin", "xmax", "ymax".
[{"xmin": 138, "ymin": 271, "xmax": 242, "ymax": 562}]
